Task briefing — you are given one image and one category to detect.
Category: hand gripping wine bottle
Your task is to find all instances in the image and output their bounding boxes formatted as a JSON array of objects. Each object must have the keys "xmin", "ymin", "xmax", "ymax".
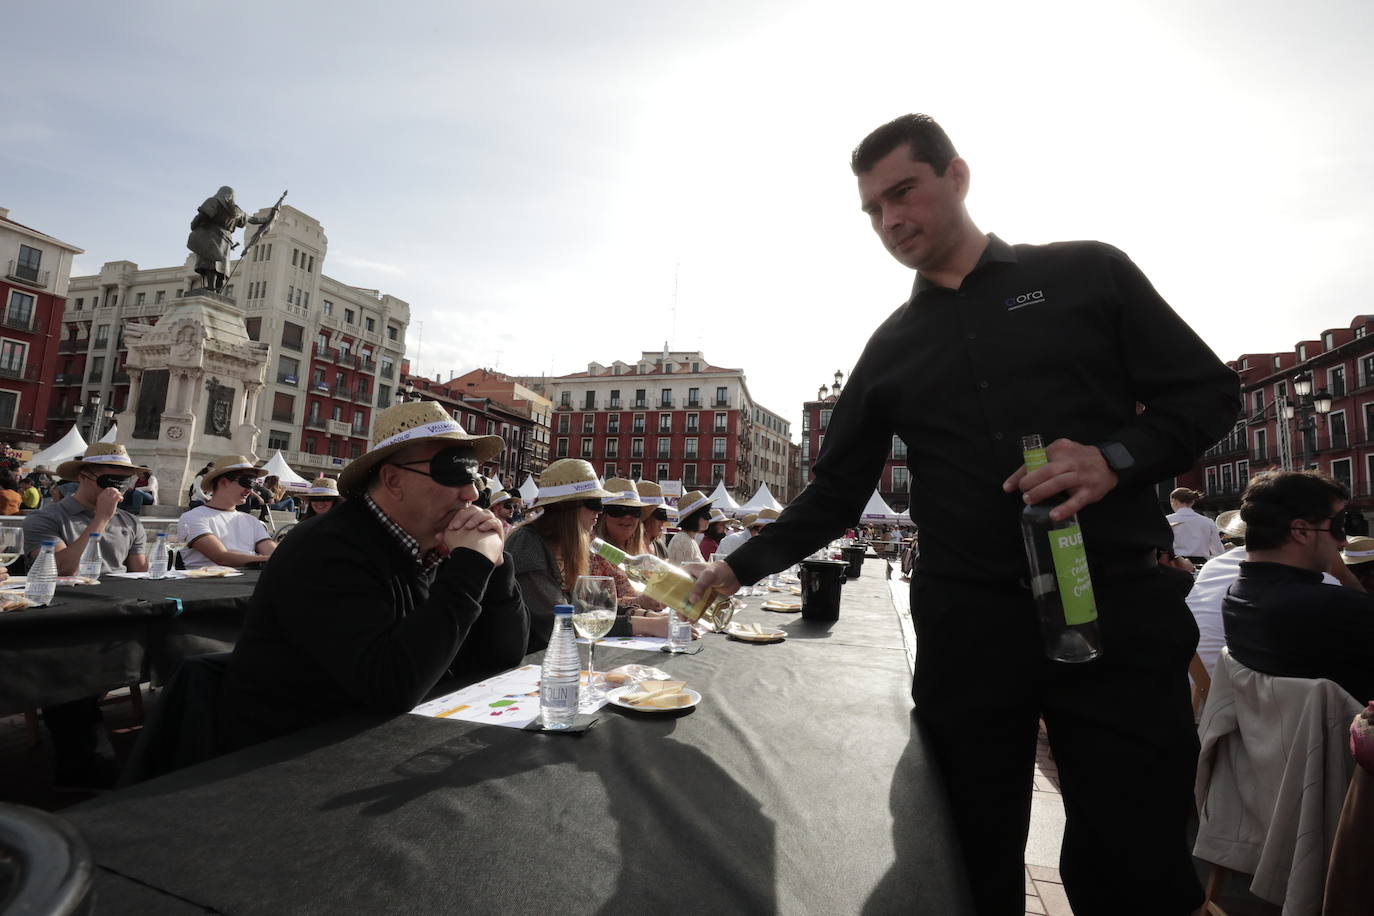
[
  {"xmin": 590, "ymin": 537, "xmax": 736, "ymax": 632},
  {"xmin": 1018, "ymin": 434, "xmax": 1102, "ymax": 663}
]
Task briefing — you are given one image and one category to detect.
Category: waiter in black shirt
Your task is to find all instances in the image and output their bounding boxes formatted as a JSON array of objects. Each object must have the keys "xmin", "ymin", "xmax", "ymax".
[{"xmin": 692, "ymin": 114, "xmax": 1240, "ymax": 914}]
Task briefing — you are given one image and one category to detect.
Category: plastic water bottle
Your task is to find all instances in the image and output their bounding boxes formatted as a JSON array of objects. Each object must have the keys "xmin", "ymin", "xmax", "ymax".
[
  {"xmin": 25, "ymin": 538, "xmax": 58, "ymax": 606},
  {"xmin": 147, "ymin": 532, "xmax": 168, "ymax": 579},
  {"xmin": 665, "ymin": 608, "xmax": 693, "ymax": 653},
  {"xmin": 539, "ymin": 604, "xmax": 580, "ymax": 729},
  {"xmin": 77, "ymin": 532, "xmax": 103, "ymax": 579}
]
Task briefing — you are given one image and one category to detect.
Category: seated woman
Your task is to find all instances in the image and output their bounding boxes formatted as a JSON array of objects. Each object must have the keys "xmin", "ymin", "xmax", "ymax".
[
  {"xmin": 667, "ymin": 490, "xmax": 713, "ymax": 565},
  {"xmin": 505, "ymin": 459, "xmax": 612, "ymax": 651},
  {"xmin": 177, "ymin": 455, "xmax": 276, "ymax": 569},
  {"xmin": 700, "ymin": 511, "xmax": 730, "ymax": 559},
  {"xmin": 263, "ymin": 475, "xmax": 298, "ymax": 513},
  {"xmin": 637, "ymin": 481, "xmax": 671, "ymax": 558},
  {"xmin": 302, "ymin": 477, "xmax": 341, "ymax": 519},
  {"xmin": 589, "ymin": 478, "xmax": 681, "ymax": 639}
]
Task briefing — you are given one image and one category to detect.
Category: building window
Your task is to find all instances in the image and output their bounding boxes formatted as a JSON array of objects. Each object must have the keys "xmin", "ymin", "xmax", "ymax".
[
  {"xmin": 631, "ymin": 437, "xmax": 644, "ymax": 458},
  {"xmin": 287, "ymin": 285, "xmax": 294, "ymax": 303},
  {"xmin": 892, "ymin": 467, "xmax": 910, "ymax": 492},
  {"xmin": 1331, "ymin": 457, "xmax": 1353, "ymax": 493},
  {"xmin": 634, "ymin": 389, "xmax": 646, "ymax": 408},
  {"xmin": 711, "ymin": 463, "xmax": 725, "ymax": 483},
  {"xmin": 88, "ymin": 354, "xmax": 104, "ymax": 382},
  {"xmin": 5, "ymin": 291, "xmax": 35, "ymax": 328},
  {"xmin": 660, "ymin": 388, "xmax": 672, "ymax": 408},
  {"xmin": 713, "ymin": 437, "xmax": 727, "ymax": 459},
  {"xmin": 892, "ymin": 435, "xmax": 908, "ymax": 459},
  {"xmin": 683, "ymin": 464, "xmax": 697, "ymax": 486},
  {"xmin": 557, "ymin": 414, "xmax": 570, "ymax": 434},
  {"xmin": 1330, "ymin": 365, "xmax": 1346, "ymax": 398},
  {"xmin": 0, "ymin": 340, "xmax": 27, "ymax": 375},
  {"xmin": 820, "ymin": 409, "xmax": 831, "ymax": 429},
  {"xmin": 1205, "ymin": 466, "xmax": 1218, "ymax": 493},
  {"xmin": 281, "ymin": 321, "xmax": 304, "ymax": 351},
  {"xmin": 292, "ymin": 249, "xmax": 299, "ymax": 267},
  {"xmin": 94, "ymin": 324, "xmax": 110, "ymax": 347},
  {"xmin": 657, "ymin": 463, "xmax": 670, "ymax": 481},
  {"xmin": 135, "ymin": 292, "xmax": 146, "ymax": 306},
  {"xmin": 0, "ymin": 390, "xmax": 16, "ymax": 429},
  {"xmin": 388, "ymin": 325, "xmax": 399, "ymax": 341},
  {"xmin": 322, "ymin": 300, "xmax": 334, "ymax": 316},
  {"xmin": 308, "ymin": 255, "xmax": 315, "ymax": 272},
  {"xmin": 582, "ymin": 414, "xmax": 595, "ymax": 434},
  {"xmin": 1252, "ymin": 427, "xmax": 1267, "ymax": 461},
  {"xmin": 715, "ymin": 386, "xmax": 728, "ymax": 406},
  {"xmin": 657, "ymin": 438, "xmax": 671, "ymax": 459},
  {"xmin": 557, "ymin": 437, "xmax": 569, "ymax": 457},
  {"xmin": 345, "ymin": 308, "xmax": 355, "ymax": 324},
  {"xmin": 267, "ymin": 430, "xmax": 291, "ymax": 452},
  {"xmin": 630, "ymin": 463, "xmax": 643, "ymax": 480},
  {"xmin": 1330, "ymin": 410, "xmax": 1348, "ymax": 449},
  {"xmin": 278, "ymin": 355, "xmax": 299, "ymax": 385},
  {"xmin": 381, "ymin": 357, "xmax": 395, "ymax": 379},
  {"xmin": 581, "ymin": 438, "xmax": 593, "ymax": 458},
  {"xmin": 607, "ymin": 414, "xmax": 620, "ymax": 434},
  {"xmin": 1236, "ymin": 459, "xmax": 1249, "ymax": 487},
  {"xmin": 715, "ymin": 412, "xmax": 728, "ymax": 433},
  {"xmin": 686, "ymin": 412, "xmax": 699, "ymax": 433},
  {"xmin": 684, "ymin": 437, "xmax": 698, "ymax": 459},
  {"xmin": 632, "ymin": 413, "xmax": 645, "ymax": 433},
  {"xmin": 583, "ymin": 390, "xmax": 597, "ymax": 409},
  {"xmin": 15, "ymin": 244, "xmax": 42, "ymax": 282},
  {"xmin": 606, "ymin": 439, "xmax": 619, "ymax": 458},
  {"xmin": 244, "ymin": 316, "xmax": 261, "ymax": 341},
  {"xmin": 75, "ymin": 297, "xmax": 83, "ymax": 310},
  {"xmin": 271, "ymin": 393, "xmax": 295, "ymax": 423},
  {"xmin": 365, "ymin": 316, "xmax": 375, "ymax": 332},
  {"xmin": 688, "ymin": 387, "xmax": 700, "ymax": 407},
  {"xmin": 559, "ymin": 391, "xmax": 571, "ymax": 408},
  {"xmin": 659, "ymin": 414, "xmax": 672, "ymax": 433}
]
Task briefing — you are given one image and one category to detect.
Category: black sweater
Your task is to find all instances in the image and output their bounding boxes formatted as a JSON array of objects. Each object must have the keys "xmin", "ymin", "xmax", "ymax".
[{"xmin": 221, "ymin": 498, "xmax": 530, "ymax": 750}]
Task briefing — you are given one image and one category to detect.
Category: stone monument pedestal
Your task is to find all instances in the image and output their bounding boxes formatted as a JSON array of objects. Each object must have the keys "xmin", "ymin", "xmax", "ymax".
[{"xmin": 115, "ymin": 291, "xmax": 270, "ymax": 505}]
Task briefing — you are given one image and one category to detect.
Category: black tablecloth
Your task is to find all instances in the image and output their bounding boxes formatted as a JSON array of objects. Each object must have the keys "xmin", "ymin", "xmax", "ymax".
[
  {"xmin": 63, "ymin": 559, "xmax": 973, "ymax": 914},
  {"xmin": 0, "ymin": 572, "xmax": 258, "ymax": 714}
]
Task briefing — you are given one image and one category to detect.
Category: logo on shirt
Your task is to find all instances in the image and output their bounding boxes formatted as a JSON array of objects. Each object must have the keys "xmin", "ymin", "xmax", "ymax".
[{"xmin": 1004, "ymin": 289, "xmax": 1046, "ymax": 311}]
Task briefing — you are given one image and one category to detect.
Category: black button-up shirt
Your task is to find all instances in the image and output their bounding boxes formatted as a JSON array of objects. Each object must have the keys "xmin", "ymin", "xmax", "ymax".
[
  {"xmin": 1224, "ymin": 561, "xmax": 1374, "ymax": 702},
  {"xmin": 728, "ymin": 235, "xmax": 1241, "ymax": 583}
]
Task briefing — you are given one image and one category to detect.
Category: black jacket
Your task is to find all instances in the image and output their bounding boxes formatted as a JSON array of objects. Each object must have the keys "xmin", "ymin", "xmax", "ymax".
[{"xmin": 221, "ymin": 498, "xmax": 529, "ymax": 750}]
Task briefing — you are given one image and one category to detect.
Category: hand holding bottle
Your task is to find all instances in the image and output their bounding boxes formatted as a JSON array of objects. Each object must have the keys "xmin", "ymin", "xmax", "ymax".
[
  {"xmin": 1002, "ymin": 437, "xmax": 1118, "ymax": 521},
  {"xmin": 686, "ymin": 559, "xmax": 741, "ymax": 606}
]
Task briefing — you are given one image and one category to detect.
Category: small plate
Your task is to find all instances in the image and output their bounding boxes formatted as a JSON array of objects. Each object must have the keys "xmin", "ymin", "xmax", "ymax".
[
  {"xmin": 0, "ymin": 576, "xmax": 26, "ymax": 590},
  {"xmin": 184, "ymin": 567, "xmax": 242, "ymax": 578},
  {"xmin": 0, "ymin": 595, "xmax": 37, "ymax": 613},
  {"xmin": 761, "ymin": 600, "xmax": 802, "ymax": 613},
  {"xmin": 726, "ymin": 624, "xmax": 786, "ymax": 643},
  {"xmin": 606, "ymin": 685, "xmax": 701, "ymax": 713}
]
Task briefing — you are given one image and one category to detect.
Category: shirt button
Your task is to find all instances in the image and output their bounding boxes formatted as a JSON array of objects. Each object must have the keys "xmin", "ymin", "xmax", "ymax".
[{"xmin": 978, "ymin": 380, "xmax": 990, "ymax": 389}]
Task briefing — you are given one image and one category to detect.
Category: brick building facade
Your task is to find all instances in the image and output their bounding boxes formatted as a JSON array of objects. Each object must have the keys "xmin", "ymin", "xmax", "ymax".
[{"xmin": 800, "ymin": 372, "xmax": 909, "ymax": 512}]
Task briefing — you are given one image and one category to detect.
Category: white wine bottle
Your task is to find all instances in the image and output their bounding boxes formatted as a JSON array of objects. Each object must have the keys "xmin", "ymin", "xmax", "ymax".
[
  {"xmin": 1018, "ymin": 434, "xmax": 1102, "ymax": 663},
  {"xmin": 590, "ymin": 538, "xmax": 736, "ymax": 632}
]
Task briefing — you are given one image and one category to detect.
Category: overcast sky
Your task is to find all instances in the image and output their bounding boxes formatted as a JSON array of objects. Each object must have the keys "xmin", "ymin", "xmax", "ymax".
[{"xmin": 7, "ymin": 0, "xmax": 1372, "ymax": 435}]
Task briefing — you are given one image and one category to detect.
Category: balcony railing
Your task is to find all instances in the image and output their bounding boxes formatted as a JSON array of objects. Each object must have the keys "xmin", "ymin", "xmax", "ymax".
[
  {"xmin": 112, "ymin": 370, "xmax": 130, "ymax": 383},
  {"xmin": 380, "ymin": 365, "xmax": 395, "ymax": 379},
  {"xmin": 609, "ymin": 400, "xmax": 622, "ymax": 409},
  {"xmin": 271, "ymin": 411, "xmax": 295, "ymax": 423},
  {"xmin": 630, "ymin": 448, "xmax": 644, "ymax": 458},
  {"xmin": 281, "ymin": 338, "xmax": 303, "ymax": 352},
  {"xmin": 354, "ymin": 388, "xmax": 372, "ymax": 404},
  {"xmin": 658, "ymin": 399, "xmax": 674, "ymax": 409},
  {"xmin": 327, "ymin": 419, "xmax": 351, "ymax": 437},
  {"xmin": 58, "ymin": 339, "xmax": 86, "ymax": 352},
  {"xmin": 713, "ymin": 398, "xmax": 730, "ymax": 407},
  {"xmin": 633, "ymin": 400, "xmax": 647, "ymax": 409},
  {"xmin": 311, "ymin": 381, "xmax": 332, "ymax": 396},
  {"xmin": 277, "ymin": 373, "xmax": 299, "ymax": 386},
  {"xmin": 0, "ymin": 364, "xmax": 39, "ymax": 382},
  {"xmin": 360, "ymin": 359, "xmax": 376, "ymax": 373},
  {"xmin": 314, "ymin": 344, "xmax": 339, "ymax": 362},
  {"xmin": 87, "ymin": 369, "xmax": 104, "ymax": 382},
  {"xmin": 686, "ymin": 399, "xmax": 701, "ymax": 408},
  {"xmin": 305, "ymin": 417, "xmax": 328, "ymax": 430},
  {"xmin": 352, "ymin": 423, "xmax": 369, "ymax": 437},
  {"xmin": 0, "ymin": 312, "xmax": 39, "ymax": 333},
  {"xmin": 5, "ymin": 261, "xmax": 49, "ymax": 288}
]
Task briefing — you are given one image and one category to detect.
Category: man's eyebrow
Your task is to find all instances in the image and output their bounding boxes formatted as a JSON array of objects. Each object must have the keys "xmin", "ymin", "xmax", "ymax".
[{"xmin": 861, "ymin": 177, "xmax": 915, "ymax": 213}]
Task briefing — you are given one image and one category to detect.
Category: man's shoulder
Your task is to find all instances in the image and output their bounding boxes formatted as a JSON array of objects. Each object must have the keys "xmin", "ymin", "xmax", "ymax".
[
  {"xmin": 22, "ymin": 501, "xmax": 66, "ymax": 532},
  {"xmin": 1010, "ymin": 238, "xmax": 1127, "ymax": 264}
]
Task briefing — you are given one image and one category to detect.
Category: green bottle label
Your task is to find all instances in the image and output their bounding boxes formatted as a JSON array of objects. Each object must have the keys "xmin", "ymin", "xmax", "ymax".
[
  {"xmin": 1048, "ymin": 522, "xmax": 1097, "ymax": 625},
  {"xmin": 1023, "ymin": 446, "xmax": 1048, "ymax": 471},
  {"xmin": 594, "ymin": 539, "xmax": 625, "ymax": 566}
]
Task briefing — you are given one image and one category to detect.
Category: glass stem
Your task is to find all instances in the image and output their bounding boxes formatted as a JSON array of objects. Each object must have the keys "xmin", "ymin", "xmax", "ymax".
[{"xmin": 587, "ymin": 639, "xmax": 597, "ymax": 692}]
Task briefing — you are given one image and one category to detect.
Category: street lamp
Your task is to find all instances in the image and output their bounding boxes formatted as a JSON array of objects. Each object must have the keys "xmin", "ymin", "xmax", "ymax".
[{"xmin": 1287, "ymin": 371, "xmax": 1332, "ymax": 470}]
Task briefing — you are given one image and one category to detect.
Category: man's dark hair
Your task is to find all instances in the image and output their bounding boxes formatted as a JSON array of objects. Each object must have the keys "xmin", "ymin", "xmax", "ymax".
[
  {"xmin": 851, "ymin": 113, "xmax": 959, "ymax": 177},
  {"xmin": 1239, "ymin": 470, "xmax": 1348, "ymax": 550}
]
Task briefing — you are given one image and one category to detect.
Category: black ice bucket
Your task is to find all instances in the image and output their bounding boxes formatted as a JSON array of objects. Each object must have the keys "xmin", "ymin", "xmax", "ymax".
[{"xmin": 799, "ymin": 558, "xmax": 849, "ymax": 621}]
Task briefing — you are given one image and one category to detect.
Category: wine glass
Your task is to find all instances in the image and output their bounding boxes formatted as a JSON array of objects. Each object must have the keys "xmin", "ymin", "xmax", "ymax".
[
  {"xmin": 572, "ymin": 575, "xmax": 616, "ymax": 706},
  {"xmin": 163, "ymin": 531, "xmax": 188, "ymax": 575},
  {"xmin": 0, "ymin": 528, "xmax": 21, "ymax": 573}
]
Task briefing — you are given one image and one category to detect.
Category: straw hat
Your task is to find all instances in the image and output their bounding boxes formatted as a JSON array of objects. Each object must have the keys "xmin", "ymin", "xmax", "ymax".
[
  {"xmin": 1215, "ymin": 509, "xmax": 1245, "ymax": 538},
  {"xmin": 602, "ymin": 477, "xmax": 648, "ymax": 508},
  {"xmin": 56, "ymin": 443, "xmax": 151, "ymax": 481},
  {"xmin": 754, "ymin": 508, "xmax": 781, "ymax": 527},
  {"xmin": 637, "ymin": 480, "xmax": 669, "ymax": 519},
  {"xmin": 676, "ymin": 489, "xmax": 710, "ymax": 519},
  {"xmin": 531, "ymin": 459, "xmax": 614, "ymax": 508},
  {"xmin": 338, "ymin": 401, "xmax": 504, "ymax": 497},
  {"xmin": 307, "ymin": 477, "xmax": 341, "ymax": 499},
  {"xmin": 707, "ymin": 508, "xmax": 728, "ymax": 524},
  {"xmin": 1342, "ymin": 536, "xmax": 1374, "ymax": 567},
  {"xmin": 200, "ymin": 455, "xmax": 266, "ymax": 492},
  {"xmin": 739, "ymin": 512, "xmax": 760, "ymax": 528},
  {"xmin": 490, "ymin": 486, "xmax": 513, "ymax": 506}
]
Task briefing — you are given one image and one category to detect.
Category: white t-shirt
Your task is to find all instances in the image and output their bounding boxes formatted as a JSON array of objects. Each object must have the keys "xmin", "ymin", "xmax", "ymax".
[
  {"xmin": 1187, "ymin": 546, "xmax": 1340, "ymax": 677},
  {"xmin": 1167, "ymin": 506, "xmax": 1225, "ymax": 559},
  {"xmin": 713, "ymin": 529, "xmax": 752, "ymax": 562},
  {"xmin": 178, "ymin": 505, "xmax": 271, "ymax": 568}
]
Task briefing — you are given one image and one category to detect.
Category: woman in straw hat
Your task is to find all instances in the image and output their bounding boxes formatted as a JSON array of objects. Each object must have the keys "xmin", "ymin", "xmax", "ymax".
[
  {"xmin": 505, "ymin": 459, "xmax": 613, "ymax": 651},
  {"xmin": 586, "ymin": 479, "xmax": 679, "ymax": 637},
  {"xmin": 667, "ymin": 489, "xmax": 713, "ymax": 565},
  {"xmin": 301, "ymin": 476, "xmax": 341, "ymax": 520},
  {"xmin": 700, "ymin": 509, "xmax": 730, "ymax": 560},
  {"xmin": 636, "ymin": 481, "xmax": 671, "ymax": 559}
]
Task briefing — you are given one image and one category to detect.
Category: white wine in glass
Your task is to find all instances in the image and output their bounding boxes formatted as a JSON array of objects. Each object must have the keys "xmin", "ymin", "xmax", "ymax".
[{"xmin": 572, "ymin": 575, "xmax": 616, "ymax": 705}]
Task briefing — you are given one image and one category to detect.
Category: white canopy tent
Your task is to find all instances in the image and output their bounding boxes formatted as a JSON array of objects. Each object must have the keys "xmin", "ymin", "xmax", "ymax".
[
  {"xmin": 27, "ymin": 425, "xmax": 88, "ymax": 470},
  {"xmin": 260, "ymin": 450, "xmax": 312, "ymax": 489},
  {"xmin": 518, "ymin": 474, "xmax": 540, "ymax": 504},
  {"xmin": 707, "ymin": 480, "xmax": 739, "ymax": 513},
  {"xmin": 98, "ymin": 423, "xmax": 119, "ymax": 444},
  {"xmin": 858, "ymin": 489, "xmax": 902, "ymax": 524},
  {"xmin": 739, "ymin": 482, "xmax": 783, "ymax": 513}
]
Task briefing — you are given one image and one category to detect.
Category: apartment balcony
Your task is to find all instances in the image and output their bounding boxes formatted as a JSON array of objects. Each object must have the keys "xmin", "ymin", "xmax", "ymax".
[
  {"xmin": 58, "ymin": 339, "xmax": 86, "ymax": 353},
  {"xmin": 658, "ymin": 399, "xmax": 674, "ymax": 409},
  {"xmin": 305, "ymin": 417, "xmax": 328, "ymax": 431},
  {"xmin": 360, "ymin": 359, "xmax": 377, "ymax": 374},
  {"xmin": 608, "ymin": 400, "xmax": 622, "ymax": 409},
  {"xmin": 311, "ymin": 381, "xmax": 333, "ymax": 397},
  {"xmin": 5, "ymin": 261, "xmax": 49, "ymax": 289},
  {"xmin": 352, "ymin": 423, "xmax": 368, "ymax": 437},
  {"xmin": 633, "ymin": 400, "xmax": 647, "ymax": 409},
  {"xmin": 0, "ymin": 312, "xmax": 40, "ymax": 333},
  {"xmin": 327, "ymin": 419, "xmax": 352, "ymax": 437},
  {"xmin": 337, "ymin": 352, "xmax": 361, "ymax": 369},
  {"xmin": 582, "ymin": 402, "xmax": 598, "ymax": 411},
  {"xmin": 354, "ymin": 388, "xmax": 372, "ymax": 404},
  {"xmin": 380, "ymin": 365, "xmax": 395, "ymax": 379},
  {"xmin": 712, "ymin": 398, "xmax": 730, "ymax": 408},
  {"xmin": 314, "ymin": 343, "xmax": 339, "ymax": 362},
  {"xmin": 271, "ymin": 411, "xmax": 295, "ymax": 424},
  {"xmin": 112, "ymin": 370, "xmax": 130, "ymax": 384},
  {"xmin": 686, "ymin": 399, "xmax": 701, "ymax": 408},
  {"xmin": 277, "ymin": 373, "xmax": 299, "ymax": 387},
  {"xmin": 87, "ymin": 369, "xmax": 104, "ymax": 382}
]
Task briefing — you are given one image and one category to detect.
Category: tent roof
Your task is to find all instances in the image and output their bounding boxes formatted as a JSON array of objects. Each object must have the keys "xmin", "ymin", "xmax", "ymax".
[
  {"xmin": 858, "ymin": 489, "xmax": 901, "ymax": 522},
  {"xmin": 98, "ymin": 423, "xmax": 118, "ymax": 444},
  {"xmin": 27, "ymin": 425, "xmax": 88, "ymax": 469},
  {"xmin": 707, "ymin": 480, "xmax": 739, "ymax": 510},
  {"xmin": 261, "ymin": 450, "xmax": 311, "ymax": 487},
  {"xmin": 518, "ymin": 474, "xmax": 540, "ymax": 504},
  {"xmin": 739, "ymin": 482, "xmax": 783, "ymax": 512}
]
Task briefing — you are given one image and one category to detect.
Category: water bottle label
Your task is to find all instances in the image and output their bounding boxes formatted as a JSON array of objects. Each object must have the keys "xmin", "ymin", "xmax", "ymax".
[
  {"xmin": 541, "ymin": 684, "xmax": 576, "ymax": 709},
  {"xmin": 1048, "ymin": 523, "xmax": 1097, "ymax": 625}
]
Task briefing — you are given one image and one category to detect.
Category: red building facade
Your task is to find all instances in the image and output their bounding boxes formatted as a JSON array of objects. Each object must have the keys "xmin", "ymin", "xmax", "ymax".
[{"xmin": 800, "ymin": 372, "xmax": 909, "ymax": 512}]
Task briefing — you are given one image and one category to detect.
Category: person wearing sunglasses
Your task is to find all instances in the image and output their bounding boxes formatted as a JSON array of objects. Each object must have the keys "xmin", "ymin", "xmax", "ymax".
[
  {"xmin": 636, "ymin": 481, "xmax": 671, "ymax": 558},
  {"xmin": 586, "ymin": 479, "xmax": 684, "ymax": 639},
  {"xmin": 505, "ymin": 458, "xmax": 614, "ymax": 651},
  {"xmin": 177, "ymin": 455, "xmax": 277, "ymax": 570},
  {"xmin": 221, "ymin": 402, "xmax": 528, "ymax": 752},
  {"xmin": 1222, "ymin": 470, "xmax": 1374, "ymax": 704},
  {"xmin": 301, "ymin": 476, "xmax": 341, "ymax": 519}
]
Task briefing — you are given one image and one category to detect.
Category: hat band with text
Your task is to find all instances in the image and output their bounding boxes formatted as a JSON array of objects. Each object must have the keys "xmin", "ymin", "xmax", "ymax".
[
  {"xmin": 539, "ymin": 479, "xmax": 603, "ymax": 498},
  {"xmin": 373, "ymin": 419, "xmax": 466, "ymax": 451}
]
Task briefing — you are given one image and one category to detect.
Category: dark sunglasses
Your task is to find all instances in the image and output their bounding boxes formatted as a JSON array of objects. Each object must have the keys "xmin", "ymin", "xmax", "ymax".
[
  {"xmin": 230, "ymin": 475, "xmax": 257, "ymax": 488},
  {"xmin": 95, "ymin": 473, "xmax": 136, "ymax": 492},
  {"xmin": 601, "ymin": 504, "xmax": 640, "ymax": 518},
  {"xmin": 650, "ymin": 508, "xmax": 669, "ymax": 521},
  {"xmin": 1297, "ymin": 512, "xmax": 1346, "ymax": 539},
  {"xmin": 575, "ymin": 498, "xmax": 605, "ymax": 512},
  {"xmin": 389, "ymin": 446, "xmax": 481, "ymax": 488}
]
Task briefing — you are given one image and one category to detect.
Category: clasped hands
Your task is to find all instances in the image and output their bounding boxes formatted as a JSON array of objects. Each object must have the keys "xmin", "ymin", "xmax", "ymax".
[{"xmin": 443, "ymin": 506, "xmax": 506, "ymax": 564}]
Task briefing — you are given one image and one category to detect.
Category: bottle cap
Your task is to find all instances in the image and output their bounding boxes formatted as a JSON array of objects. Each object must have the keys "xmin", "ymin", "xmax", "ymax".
[
  {"xmin": 42, "ymin": 538, "xmax": 56, "ymax": 547},
  {"xmin": 553, "ymin": 604, "xmax": 574, "ymax": 615}
]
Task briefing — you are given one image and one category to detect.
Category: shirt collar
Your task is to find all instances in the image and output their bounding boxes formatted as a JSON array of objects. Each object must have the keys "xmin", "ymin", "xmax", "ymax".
[
  {"xmin": 363, "ymin": 494, "xmax": 447, "ymax": 572},
  {"xmin": 912, "ymin": 233, "xmax": 1017, "ymax": 295}
]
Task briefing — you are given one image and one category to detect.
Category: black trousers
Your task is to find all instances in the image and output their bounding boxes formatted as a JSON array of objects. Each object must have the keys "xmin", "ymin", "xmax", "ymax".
[{"xmin": 911, "ymin": 566, "xmax": 1203, "ymax": 915}]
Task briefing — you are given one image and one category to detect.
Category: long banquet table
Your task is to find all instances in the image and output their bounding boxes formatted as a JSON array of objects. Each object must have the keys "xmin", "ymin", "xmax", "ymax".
[
  {"xmin": 63, "ymin": 559, "xmax": 973, "ymax": 914},
  {"xmin": 0, "ymin": 571, "xmax": 258, "ymax": 715}
]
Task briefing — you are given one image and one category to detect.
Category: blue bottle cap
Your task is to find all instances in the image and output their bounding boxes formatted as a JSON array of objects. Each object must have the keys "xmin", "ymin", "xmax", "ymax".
[{"xmin": 553, "ymin": 604, "xmax": 574, "ymax": 615}]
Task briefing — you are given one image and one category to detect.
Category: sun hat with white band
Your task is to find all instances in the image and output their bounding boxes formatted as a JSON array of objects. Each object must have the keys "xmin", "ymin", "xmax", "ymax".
[
  {"xmin": 56, "ymin": 443, "xmax": 151, "ymax": 481},
  {"xmin": 753, "ymin": 508, "xmax": 781, "ymax": 527},
  {"xmin": 1341, "ymin": 535, "xmax": 1374, "ymax": 567},
  {"xmin": 200, "ymin": 455, "xmax": 267, "ymax": 492},
  {"xmin": 675, "ymin": 490, "xmax": 711, "ymax": 520},
  {"xmin": 707, "ymin": 508, "xmax": 729, "ymax": 524},
  {"xmin": 636, "ymin": 481, "xmax": 673, "ymax": 519},
  {"xmin": 490, "ymin": 485, "xmax": 513, "ymax": 506},
  {"xmin": 338, "ymin": 401, "xmax": 505, "ymax": 497},
  {"xmin": 601, "ymin": 477, "xmax": 649, "ymax": 508},
  {"xmin": 531, "ymin": 459, "xmax": 614, "ymax": 509},
  {"xmin": 307, "ymin": 477, "xmax": 341, "ymax": 499}
]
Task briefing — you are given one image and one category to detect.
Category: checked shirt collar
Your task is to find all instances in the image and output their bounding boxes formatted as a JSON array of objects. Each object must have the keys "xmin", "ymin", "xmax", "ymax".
[{"xmin": 363, "ymin": 493, "xmax": 447, "ymax": 573}]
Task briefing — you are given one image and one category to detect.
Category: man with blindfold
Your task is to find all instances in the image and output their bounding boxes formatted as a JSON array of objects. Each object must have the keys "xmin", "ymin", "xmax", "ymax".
[
  {"xmin": 177, "ymin": 455, "xmax": 277, "ymax": 570},
  {"xmin": 221, "ymin": 403, "xmax": 529, "ymax": 751}
]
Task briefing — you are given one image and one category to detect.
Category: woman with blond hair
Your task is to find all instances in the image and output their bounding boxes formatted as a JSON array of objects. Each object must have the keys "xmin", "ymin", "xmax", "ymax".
[
  {"xmin": 505, "ymin": 459, "xmax": 613, "ymax": 651},
  {"xmin": 588, "ymin": 478, "xmax": 678, "ymax": 637}
]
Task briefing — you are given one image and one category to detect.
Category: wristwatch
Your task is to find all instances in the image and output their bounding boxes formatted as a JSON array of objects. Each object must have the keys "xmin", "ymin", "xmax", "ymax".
[{"xmin": 1095, "ymin": 441, "xmax": 1135, "ymax": 474}]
